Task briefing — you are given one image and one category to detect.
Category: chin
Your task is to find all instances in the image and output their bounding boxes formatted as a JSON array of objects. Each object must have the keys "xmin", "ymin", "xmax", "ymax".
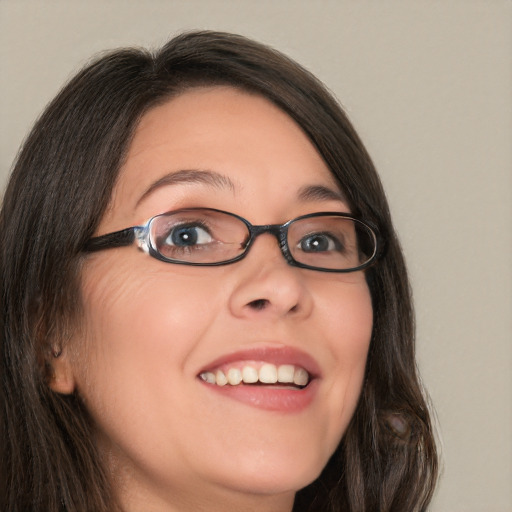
[{"xmin": 210, "ymin": 448, "xmax": 328, "ymax": 497}]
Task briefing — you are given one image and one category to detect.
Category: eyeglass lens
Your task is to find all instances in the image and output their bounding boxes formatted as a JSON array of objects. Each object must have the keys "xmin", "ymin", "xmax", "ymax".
[{"xmin": 149, "ymin": 209, "xmax": 376, "ymax": 270}]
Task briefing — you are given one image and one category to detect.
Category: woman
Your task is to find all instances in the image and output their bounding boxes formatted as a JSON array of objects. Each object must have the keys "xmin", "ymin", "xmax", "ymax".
[{"xmin": 1, "ymin": 31, "xmax": 437, "ymax": 511}]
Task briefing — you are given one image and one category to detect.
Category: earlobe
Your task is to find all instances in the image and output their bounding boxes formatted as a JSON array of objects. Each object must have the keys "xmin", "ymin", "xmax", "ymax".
[{"xmin": 48, "ymin": 347, "xmax": 76, "ymax": 394}]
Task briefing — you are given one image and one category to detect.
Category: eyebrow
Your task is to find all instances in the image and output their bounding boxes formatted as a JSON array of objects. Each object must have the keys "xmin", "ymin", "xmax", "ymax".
[
  {"xmin": 137, "ymin": 169, "xmax": 236, "ymax": 205},
  {"xmin": 137, "ymin": 168, "xmax": 346, "ymax": 208},
  {"xmin": 297, "ymin": 184, "xmax": 347, "ymax": 204}
]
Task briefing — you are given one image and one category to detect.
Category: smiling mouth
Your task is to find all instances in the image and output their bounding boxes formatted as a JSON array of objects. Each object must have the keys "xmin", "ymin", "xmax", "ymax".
[{"xmin": 199, "ymin": 363, "xmax": 310, "ymax": 388}]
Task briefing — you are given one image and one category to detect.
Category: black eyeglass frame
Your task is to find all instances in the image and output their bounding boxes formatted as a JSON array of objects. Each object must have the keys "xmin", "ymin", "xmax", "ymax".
[{"xmin": 84, "ymin": 208, "xmax": 381, "ymax": 273}]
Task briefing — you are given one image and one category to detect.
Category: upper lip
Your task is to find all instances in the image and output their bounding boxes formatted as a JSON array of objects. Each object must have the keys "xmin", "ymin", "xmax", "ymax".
[{"xmin": 198, "ymin": 344, "xmax": 321, "ymax": 378}]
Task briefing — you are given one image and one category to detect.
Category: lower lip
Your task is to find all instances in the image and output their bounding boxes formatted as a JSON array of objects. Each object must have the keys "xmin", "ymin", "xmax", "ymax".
[{"xmin": 199, "ymin": 379, "xmax": 318, "ymax": 412}]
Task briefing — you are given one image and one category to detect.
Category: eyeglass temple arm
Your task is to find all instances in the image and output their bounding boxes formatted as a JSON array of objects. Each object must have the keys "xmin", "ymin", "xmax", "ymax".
[{"xmin": 83, "ymin": 228, "xmax": 136, "ymax": 252}]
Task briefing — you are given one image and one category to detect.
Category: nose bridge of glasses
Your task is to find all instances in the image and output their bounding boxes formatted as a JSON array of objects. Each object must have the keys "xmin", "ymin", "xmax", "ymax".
[
  {"xmin": 246, "ymin": 223, "xmax": 291, "ymax": 259},
  {"xmin": 249, "ymin": 223, "xmax": 284, "ymax": 238}
]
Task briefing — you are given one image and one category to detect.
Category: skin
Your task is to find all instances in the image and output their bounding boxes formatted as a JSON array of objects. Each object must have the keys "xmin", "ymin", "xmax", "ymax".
[{"xmin": 51, "ymin": 87, "xmax": 373, "ymax": 512}]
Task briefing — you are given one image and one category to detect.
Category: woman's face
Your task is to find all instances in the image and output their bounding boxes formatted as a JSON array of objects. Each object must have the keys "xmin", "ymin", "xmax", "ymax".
[{"xmin": 60, "ymin": 87, "xmax": 373, "ymax": 510}]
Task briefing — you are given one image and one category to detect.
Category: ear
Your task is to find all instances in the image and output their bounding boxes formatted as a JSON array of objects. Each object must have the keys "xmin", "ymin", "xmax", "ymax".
[{"xmin": 48, "ymin": 346, "xmax": 77, "ymax": 394}]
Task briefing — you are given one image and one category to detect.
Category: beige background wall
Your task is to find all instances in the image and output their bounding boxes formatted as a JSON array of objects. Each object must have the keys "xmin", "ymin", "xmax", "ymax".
[{"xmin": 1, "ymin": 1, "xmax": 510, "ymax": 510}]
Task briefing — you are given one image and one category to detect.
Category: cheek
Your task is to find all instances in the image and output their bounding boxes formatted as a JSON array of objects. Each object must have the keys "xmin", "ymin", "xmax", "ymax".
[
  {"xmin": 313, "ymin": 275, "xmax": 373, "ymax": 360},
  {"xmin": 313, "ymin": 278, "xmax": 373, "ymax": 440},
  {"xmin": 81, "ymin": 255, "xmax": 213, "ymax": 341},
  {"xmin": 72, "ymin": 256, "xmax": 217, "ymax": 424}
]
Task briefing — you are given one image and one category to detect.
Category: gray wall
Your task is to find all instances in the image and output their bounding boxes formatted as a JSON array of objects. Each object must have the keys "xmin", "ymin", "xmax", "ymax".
[{"xmin": 1, "ymin": 1, "xmax": 511, "ymax": 510}]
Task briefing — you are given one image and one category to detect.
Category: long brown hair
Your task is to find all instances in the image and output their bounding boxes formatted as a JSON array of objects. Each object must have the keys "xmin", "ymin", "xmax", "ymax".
[{"xmin": 1, "ymin": 31, "xmax": 437, "ymax": 511}]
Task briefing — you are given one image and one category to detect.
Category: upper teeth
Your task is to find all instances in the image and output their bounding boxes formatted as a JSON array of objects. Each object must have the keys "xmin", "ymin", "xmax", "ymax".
[{"xmin": 200, "ymin": 363, "xmax": 310, "ymax": 387}]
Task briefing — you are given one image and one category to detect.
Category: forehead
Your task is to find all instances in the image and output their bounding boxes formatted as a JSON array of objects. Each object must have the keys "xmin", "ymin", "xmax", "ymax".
[{"xmin": 108, "ymin": 86, "xmax": 344, "ymax": 223}]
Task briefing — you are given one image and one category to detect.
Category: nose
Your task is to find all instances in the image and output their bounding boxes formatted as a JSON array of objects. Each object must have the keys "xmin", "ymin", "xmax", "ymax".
[{"xmin": 228, "ymin": 234, "xmax": 313, "ymax": 320}]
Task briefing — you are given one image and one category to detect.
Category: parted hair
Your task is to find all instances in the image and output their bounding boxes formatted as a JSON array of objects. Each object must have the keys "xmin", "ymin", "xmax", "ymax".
[{"xmin": 1, "ymin": 31, "xmax": 437, "ymax": 511}]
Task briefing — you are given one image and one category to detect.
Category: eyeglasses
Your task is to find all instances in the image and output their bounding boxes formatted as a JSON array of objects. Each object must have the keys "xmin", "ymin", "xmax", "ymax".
[{"xmin": 84, "ymin": 208, "xmax": 380, "ymax": 273}]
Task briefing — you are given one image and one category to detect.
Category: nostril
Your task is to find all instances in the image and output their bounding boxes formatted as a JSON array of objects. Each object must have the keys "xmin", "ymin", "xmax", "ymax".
[{"xmin": 248, "ymin": 299, "xmax": 269, "ymax": 310}]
